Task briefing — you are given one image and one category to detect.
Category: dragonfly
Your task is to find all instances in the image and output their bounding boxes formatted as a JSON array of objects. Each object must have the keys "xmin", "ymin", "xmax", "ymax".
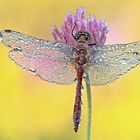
[{"xmin": 0, "ymin": 29, "xmax": 140, "ymax": 132}]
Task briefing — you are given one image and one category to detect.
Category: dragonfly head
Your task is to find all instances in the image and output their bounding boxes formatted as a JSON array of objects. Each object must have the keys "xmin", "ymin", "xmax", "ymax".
[{"xmin": 74, "ymin": 31, "xmax": 91, "ymax": 44}]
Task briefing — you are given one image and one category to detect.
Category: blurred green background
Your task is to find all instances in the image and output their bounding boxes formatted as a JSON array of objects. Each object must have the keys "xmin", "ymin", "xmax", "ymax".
[{"xmin": 0, "ymin": 0, "xmax": 140, "ymax": 140}]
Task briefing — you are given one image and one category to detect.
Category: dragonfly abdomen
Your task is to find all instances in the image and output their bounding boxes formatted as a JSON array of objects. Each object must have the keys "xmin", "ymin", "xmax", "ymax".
[{"xmin": 73, "ymin": 65, "xmax": 84, "ymax": 132}]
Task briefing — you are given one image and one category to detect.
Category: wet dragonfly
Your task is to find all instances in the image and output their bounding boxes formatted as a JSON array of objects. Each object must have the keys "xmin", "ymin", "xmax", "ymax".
[{"xmin": 0, "ymin": 29, "xmax": 140, "ymax": 132}]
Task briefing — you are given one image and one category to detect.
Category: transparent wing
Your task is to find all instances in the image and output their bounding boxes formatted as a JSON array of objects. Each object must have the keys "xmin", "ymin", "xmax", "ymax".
[
  {"xmin": 0, "ymin": 30, "xmax": 73, "ymax": 62},
  {"xmin": 0, "ymin": 30, "xmax": 76, "ymax": 84},
  {"xmin": 87, "ymin": 41, "xmax": 140, "ymax": 86}
]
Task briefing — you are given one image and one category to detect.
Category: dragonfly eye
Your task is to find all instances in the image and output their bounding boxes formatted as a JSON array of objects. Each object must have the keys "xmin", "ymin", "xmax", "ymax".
[{"xmin": 74, "ymin": 31, "xmax": 91, "ymax": 43}]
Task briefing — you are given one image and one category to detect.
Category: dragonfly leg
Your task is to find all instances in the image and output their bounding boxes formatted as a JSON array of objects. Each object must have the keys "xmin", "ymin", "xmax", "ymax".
[
  {"xmin": 88, "ymin": 30, "xmax": 97, "ymax": 46},
  {"xmin": 63, "ymin": 35, "xmax": 67, "ymax": 44},
  {"xmin": 88, "ymin": 43, "xmax": 97, "ymax": 46},
  {"xmin": 71, "ymin": 21, "xmax": 77, "ymax": 39}
]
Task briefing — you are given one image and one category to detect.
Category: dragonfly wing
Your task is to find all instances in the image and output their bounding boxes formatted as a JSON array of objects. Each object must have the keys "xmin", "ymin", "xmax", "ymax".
[
  {"xmin": 0, "ymin": 30, "xmax": 73, "ymax": 62},
  {"xmin": 87, "ymin": 41, "xmax": 140, "ymax": 86},
  {"xmin": 0, "ymin": 30, "xmax": 76, "ymax": 84}
]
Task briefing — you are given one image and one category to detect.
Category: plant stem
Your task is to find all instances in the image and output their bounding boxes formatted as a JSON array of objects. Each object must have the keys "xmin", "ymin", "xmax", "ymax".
[{"xmin": 85, "ymin": 72, "xmax": 92, "ymax": 140}]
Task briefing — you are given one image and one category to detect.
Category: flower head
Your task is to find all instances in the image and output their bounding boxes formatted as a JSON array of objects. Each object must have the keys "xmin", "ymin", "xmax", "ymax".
[{"xmin": 52, "ymin": 8, "xmax": 109, "ymax": 46}]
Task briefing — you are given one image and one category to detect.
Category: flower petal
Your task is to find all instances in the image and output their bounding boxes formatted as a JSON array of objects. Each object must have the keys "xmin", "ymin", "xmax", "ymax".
[{"xmin": 52, "ymin": 8, "xmax": 109, "ymax": 46}]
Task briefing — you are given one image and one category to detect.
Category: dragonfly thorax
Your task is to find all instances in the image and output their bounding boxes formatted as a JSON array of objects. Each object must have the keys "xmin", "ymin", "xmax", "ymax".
[{"xmin": 73, "ymin": 46, "xmax": 88, "ymax": 65}]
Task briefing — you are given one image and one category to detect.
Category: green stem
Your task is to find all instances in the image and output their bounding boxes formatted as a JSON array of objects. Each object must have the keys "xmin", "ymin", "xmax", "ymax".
[{"xmin": 85, "ymin": 72, "xmax": 92, "ymax": 140}]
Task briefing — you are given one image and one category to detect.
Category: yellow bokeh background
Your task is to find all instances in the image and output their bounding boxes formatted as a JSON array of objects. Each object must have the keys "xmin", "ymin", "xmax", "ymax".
[{"xmin": 0, "ymin": 0, "xmax": 140, "ymax": 140}]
